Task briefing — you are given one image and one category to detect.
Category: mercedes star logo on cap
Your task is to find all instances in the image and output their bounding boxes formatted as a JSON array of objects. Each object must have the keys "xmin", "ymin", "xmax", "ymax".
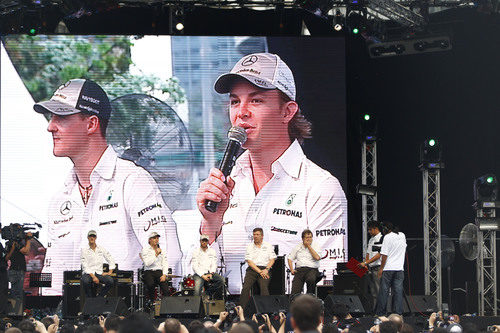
[{"xmin": 242, "ymin": 55, "xmax": 258, "ymax": 66}]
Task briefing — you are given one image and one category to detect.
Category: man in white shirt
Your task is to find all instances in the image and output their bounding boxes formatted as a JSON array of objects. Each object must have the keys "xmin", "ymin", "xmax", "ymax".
[
  {"xmin": 359, "ymin": 221, "xmax": 384, "ymax": 311},
  {"xmin": 240, "ymin": 228, "xmax": 277, "ymax": 309},
  {"xmin": 34, "ymin": 79, "xmax": 182, "ymax": 295},
  {"xmin": 196, "ymin": 53, "xmax": 347, "ymax": 294},
  {"xmin": 141, "ymin": 231, "xmax": 169, "ymax": 301},
  {"xmin": 191, "ymin": 234, "xmax": 224, "ymax": 299},
  {"xmin": 80, "ymin": 230, "xmax": 116, "ymax": 297},
  {"xmin": 374, "ymin": 223, "xmax": 407, "ymax": 316},
  {"xmin": 288, "ymin": 229, "xmax": 321, "ymax": 295}
]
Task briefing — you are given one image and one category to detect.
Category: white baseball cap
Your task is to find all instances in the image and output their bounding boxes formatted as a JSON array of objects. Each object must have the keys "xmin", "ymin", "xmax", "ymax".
[
  {"xmin": 148, "ymin": 231, "xmax": 160, "ymax": 239},
  {"xmin": 214, "ymin": 53, "xmax": 296, "ymax": 101}
]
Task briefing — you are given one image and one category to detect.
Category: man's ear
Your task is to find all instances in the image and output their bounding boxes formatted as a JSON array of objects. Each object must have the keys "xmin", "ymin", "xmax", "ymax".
[
  {"xmin": 282, "ymin": 101, "xmax": 299, "ymax": 124},
  {"xmin": 87, "ymin": 115, "xmax": 100, "ymax": 135},
  {"xmin": 291, "ymin": 317, "xmax": 297, "ymax": 329}
]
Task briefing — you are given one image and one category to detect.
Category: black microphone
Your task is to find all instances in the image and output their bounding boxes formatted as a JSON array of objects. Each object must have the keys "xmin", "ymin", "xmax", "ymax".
[{"xmin": 205, "ymin": 126, "xmax": 247, "ymax": 213}]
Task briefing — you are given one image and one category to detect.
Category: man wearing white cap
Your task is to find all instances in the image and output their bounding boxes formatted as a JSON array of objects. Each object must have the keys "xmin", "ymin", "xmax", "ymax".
[
  {"xmin": 196, "ymin": 53, "xmax": 347, "ymax": 293},
  {"xmin": 81, "ymin": 230, "xmax": 115, "ymax": 298},
  {"xmin": 191, "ymin": 234, "xmax": 224, "ymax": 299},
  {"xmin": 141, "ymin": 232, "xmax": 169, "ymax": 301},
  {"xmin": 33, "ymin": 79, "xmax": 182, "ymax": 295}
]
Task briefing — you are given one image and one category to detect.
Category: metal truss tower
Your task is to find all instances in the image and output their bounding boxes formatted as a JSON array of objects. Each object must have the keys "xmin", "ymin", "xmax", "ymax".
[
  {"xmin": 361, "ymin": 140, "xmax": 378, "ymax": 255},
  {"xmin": 422, "ymin": 166, "xmax": 442, "ymax": 309},
  {"xmin": 476, "ymin": 208, "xmax": 498, "ymax": 316}
]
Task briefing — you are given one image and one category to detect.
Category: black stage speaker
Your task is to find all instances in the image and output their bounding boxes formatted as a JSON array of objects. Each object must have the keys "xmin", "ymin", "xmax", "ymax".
[
  {"xmin": 159, "ymin": 296, "xmax": 203, "ymax": 318},
  {"xmin": 6, "ymin": 298, "xmax": 23, "ymax": 316},
  {"xmin": 116, "ymin": 283, "xmax": 134, "ymax": 309},
  {"xmin": 63, "ymin": 284, "xmax": 81, "ymax": 317},
  {"xmin": 405, "ymin": 295, "xmax": 437, "ymax": 314},
  {"xmin": 333, "ymin": 274, "xmax": 363, "ymax": 295},
  {"xmin": 325, "ymin": 295, "xmax": 365, "ymax": 315},
  {"xmin": 246, "ymin": 295, "xmax": 289, "ymax": 316},
  {"xmin": 269, "ymin": 256, "xmax": 285, "ymax": 295},
  {"xmin": 82, "ymin": 297, "xmax": 129, "ymax": 316},
  {"xmin": 465, "ymin": 281, "xmax": 478, "ymax": 314},
  {"xmin": 317, "ymin": 285, "xmax": 335, "ymax": 300}
]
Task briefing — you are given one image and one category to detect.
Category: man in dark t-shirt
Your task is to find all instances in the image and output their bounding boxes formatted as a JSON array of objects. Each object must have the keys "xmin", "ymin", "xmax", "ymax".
[{"xmin": 5, "ymin": 232, "xmax": 31, "ymax": 301}]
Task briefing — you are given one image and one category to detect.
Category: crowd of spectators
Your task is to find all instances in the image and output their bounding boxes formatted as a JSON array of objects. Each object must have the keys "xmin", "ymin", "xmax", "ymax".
[{"xmin": 0, "ymin": 295, "xmax": 499, "ymax": 333}]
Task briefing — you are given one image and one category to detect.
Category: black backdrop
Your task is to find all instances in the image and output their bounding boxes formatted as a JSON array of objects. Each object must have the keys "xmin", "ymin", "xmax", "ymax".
[{"xmin": 274, "ymin": 9, "xmax": 500, "ymax": 303}]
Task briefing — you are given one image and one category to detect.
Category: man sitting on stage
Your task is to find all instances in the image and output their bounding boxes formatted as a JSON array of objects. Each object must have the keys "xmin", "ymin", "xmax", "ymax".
[
  {"xmin": 141, "ymin": 232, "xmax": 169, "ymax": 301},
  {"xmin": 81, "ymin": 230, "xmax": 116, "ymax": 297},
  {"xmin": 288, "ymin": 229, "xmax": 321, "ymax": 295},
  {"xmin": 191, "ymin": 234, "xmax": 224, "ymax": 300},
  {"xmin": 240, "ymin": 228, "xmax": 276, "ymax": 309}
]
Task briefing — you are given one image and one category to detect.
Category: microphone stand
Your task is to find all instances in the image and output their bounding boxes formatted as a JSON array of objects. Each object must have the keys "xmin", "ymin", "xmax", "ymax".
[{"xmin": 215, "ymin": 229, "xmax": 231, "ymax": 296}]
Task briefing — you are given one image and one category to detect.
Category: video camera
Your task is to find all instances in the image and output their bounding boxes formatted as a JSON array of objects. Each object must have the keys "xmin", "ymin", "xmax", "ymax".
[{"xmin": 1, "ymin": 223, "xmax": 40, "ymax": 242}]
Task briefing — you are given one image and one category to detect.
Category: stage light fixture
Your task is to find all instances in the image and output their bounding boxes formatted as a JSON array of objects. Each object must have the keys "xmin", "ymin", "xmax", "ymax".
[
  {"xmin": 334, "ymin": 24, "xmax": 343, "ymax": 31},
  {"xmin": 356, "ymin": 184, "xmax": 377, "ymax": 196},
  {"xmin": 419, "ymin": 138, "xmax": 443, "ymax": 169},
  {"xmin": 176, "ymin": 22, "xmax": 184, "ymax": 31},
  {"xmin": 359, "ymin": 113, "xmax": 377, "ymax": 141},
  {"xmin": 474, "ymin": 174, "xmax": 498, "ymax": 203}
]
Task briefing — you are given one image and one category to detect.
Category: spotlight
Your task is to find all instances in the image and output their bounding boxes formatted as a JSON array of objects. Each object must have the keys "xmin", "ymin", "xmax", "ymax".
[
  {"xmin": 334, "ymin": 24, "xmax": 343, "ymax": 31},
  {"xmin": 419, "ymin": 138, "xmax": 443, "ymax": 168},
  {"xmin": 360, "ymin": 113, "xmax": 377, "ymax": 141},
  {"xmin": 474, "ymin": 174, "xmax": 498, "ymax": 203},
  {"xmin": 356, "ymin": 184, "xmax": 377, "ymax": 196},
  {"xmin": 347, "ymin": 12, "xmax": 367, "ymax": 36},
  {"xmin": 176, "ymin": 22, "xmax": 184, "ymax": 31},
  {"xmin": 29, "ymin": 28, "xmax": 37, "ymax": 35}
]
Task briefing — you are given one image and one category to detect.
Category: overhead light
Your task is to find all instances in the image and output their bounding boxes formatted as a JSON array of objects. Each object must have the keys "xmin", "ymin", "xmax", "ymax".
[
  {"xmin": 334, "ymin": 24, "xmax": 343, "ymax": 31},
  {"xmin": 475, "ymin": 217, "xmax": 500, "ymax": 231},
  {"xmin": 474, "ymin": 174, "xmax": 498, "ymax": 203},
  {"xmin": 360, "ymin": 113, "xmax": 377, "ymax": 141},
  {"xmin": 419, "ymin": 139, "xmax": 443, "ymax": 168},
  {"xmin": 368, "ymin": 35, "xmax": 452, "ymax": 58},
  {"xmin": 356, "ymin": 184, "xmax": 377, "ymax": 196},
  {"xmin": 176, "ymin": 22, "xmax": 184, "ymax": 31}
]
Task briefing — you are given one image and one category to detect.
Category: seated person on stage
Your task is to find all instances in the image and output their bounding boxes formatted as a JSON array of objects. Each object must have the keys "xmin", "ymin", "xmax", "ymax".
[
  {"xmin": 141, "ymin": 231, "xmax": 169, "ymax": 301},
  {"xmin": 240, "ymin": 228, "xmax": 277, "ymax": 309},
  {"xmin": 191, "ymin": 234, "xmax": 225, "ymax": 299},
  {"xmin": 81, "ymin": 230, "xmax": 116, "ymax": 297},
  {"xmin": 288, "ymin": 229, "xmax": 321, "ymax": 295}
]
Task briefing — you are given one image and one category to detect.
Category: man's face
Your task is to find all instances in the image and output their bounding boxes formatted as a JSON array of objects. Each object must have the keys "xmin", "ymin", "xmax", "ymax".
[
  {"xmin": 46, "ymin": 113, "xmax": 92, "ymax": 158},
  {"xmin": 88, "ymin": 235, "xmax": 96, "ymax": 245},
  {"xmin": 368, "ymin": 228, "xmax": 379, "ymax": 237},
  {"xmin": 229, "ymin": 80, "xmax": 292, "ymax": 151},
  {"xmin": 302, "ymin": 233, "xmax": 313, "ymax": 245},
  {"xmin": 253, "ymin": 231, "xmax": 263, "ymax": 244},
  {"xmin": 149, "ymin": 236, "xmax": 160, "ymax": 246},
  {"xmin": 200, "ymin": 239, "xmax": 209, "ymax": 249}
]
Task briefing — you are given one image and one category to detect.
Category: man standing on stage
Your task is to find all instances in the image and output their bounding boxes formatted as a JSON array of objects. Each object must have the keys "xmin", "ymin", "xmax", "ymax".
[
  {"xmin": 375, "ymin": 223, "xmax": 407, "ymax": 315},
  {"xmin": 5, "ymin": 230, "xmax": 32, "ymax": 301},
  {"xmin": 196, "ymin": 53, "xmax": 347, "ymax": 293},
  {"xmin": 81, "ymin": 230, "xmax": 115, "ymax": 297},
  {"xmin": 359, "ymin": 221, "xmax": 384, "ymax": 311},
  {"xmin": 288, "ymin": 229, "xmax": 321, "ymax": 295},
  {"xmin": 141, "ymin": 232, "xmax": 169, "ymax": 301},
  {"xmin": 34, "ymin": 79, "xmax": 181, "ymax": 295},
  {"xmin": 240, "ymin": 228, "xmax": 276, "ymax": 309},
  {"xmin": 191, "ymin": 234, "xmax": 224, "ymax": 300}
]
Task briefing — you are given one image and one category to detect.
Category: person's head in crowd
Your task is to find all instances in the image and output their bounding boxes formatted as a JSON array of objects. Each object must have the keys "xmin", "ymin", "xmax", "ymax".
[
  {"xmin": 5, "ymin": 328, "xmax": 22, "ymax": 333},
  {"xmin": 240, "ymin": 321, "xmax": 259, "ymax": 333},
  {"xmin": 379, "ymin": 321, "xmax": 398, "ymax": 333},
  {"xmin": 228, "ymin": 323, "xmax": 255, "ymax": 333},
  {"xmin": 104, "ymin": 314, "xmax": 121, "ymax": 333},
  {"xmin": 367, "ymin": 221, "xmax": 382, "ymax": 236},
  {"xmin": 60, "ymin": 323, "xmax": 77, "ymax": 333},
  {"xmin": 188, "ymin": 320, "xmax": 205, "ymax": 333},
  {"xmin": 290, "ymin": 294, "xmax": 323, "ymax": 332},
  {"xmin": 118, "ymin": 313, "xmax": 157, "ymax": 333},
  {"xmin": 164, "ymin": 318, "xmax": 182, "ymax": 333},
  {"xmin": 387, "ymin": 314, "xmax": 404, "ymax": 332},
  {"xmin": 461, "ymin": 322, "xmax": 479, "ymax": 333},
  {"xmin": 330, "ymin": 303, "xmax": 350, "ymax": 321},
  {"xmin": 400, "ymin": 323, "xmax": 414, "ymax": 333},
  {"xmin": 17, "ymin": 319, "xmax": 36, "ymax": 333},
  {"xmin": 41, "ymin": 316, "xmax": 55, "ymax": 330},
  {"xmin": 82, "ymin": 325, "xmax": 104, "ymax": 333}
]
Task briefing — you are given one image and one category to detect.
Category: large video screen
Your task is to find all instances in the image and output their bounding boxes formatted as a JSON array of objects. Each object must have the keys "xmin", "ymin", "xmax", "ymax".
[{"xmin": 1, "ymin": 35, "xmax": 347, "ymax": 295}]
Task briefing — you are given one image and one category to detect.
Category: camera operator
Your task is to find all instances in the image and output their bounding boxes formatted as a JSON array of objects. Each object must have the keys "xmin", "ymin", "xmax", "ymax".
[
  {"xmin": 0, "ymin": 227, "xmax": 8, "ymax": 314},
  {"xmin": 5, "ymin": 231, "xmax": 32, "ymax": 301}
]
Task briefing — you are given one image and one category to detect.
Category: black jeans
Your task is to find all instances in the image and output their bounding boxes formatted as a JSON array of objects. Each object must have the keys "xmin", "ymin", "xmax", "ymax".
[
  {"xmin": 143, "ymin": 270, "xmax": 170, "ymax": 300},
  {"xmin": 194, "ymin": 273, "xmax": 225, "ymax": 299},
  {"xmin": 81, "ymin": 273, "xmax": 115, "ymax": 297},
  {"xmin": 291, "ymin": 267, "xmax": 320, "ymax": 295},
  {"xmin": 240, "ymin": 266, "xmax": 271, "ymax": 309}
]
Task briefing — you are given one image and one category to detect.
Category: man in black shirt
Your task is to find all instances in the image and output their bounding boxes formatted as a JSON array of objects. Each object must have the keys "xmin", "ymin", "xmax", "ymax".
[
  {"xmin": 5, "ymin": 232, "xmax": 32, "ymax": 301},
  {"xmin": 0, "ymin": 227, "xmax": 8, "ymax": 314}
]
